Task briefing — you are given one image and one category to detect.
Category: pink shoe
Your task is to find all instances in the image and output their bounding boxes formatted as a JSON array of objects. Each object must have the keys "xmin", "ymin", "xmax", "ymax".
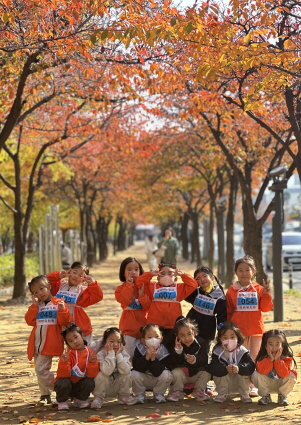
[
  {"xmin": 73, "ymin": 398, "xmax": 90, "ymax": 408},
  {"xmin": 213, "ymin": 394, "xmax": 228, "ymax": 403},
  {"xmin": 117, "ymin": 395, "xmax": 138, "ymax": 405},
  {"xmin": 167, "ymin": 390, "xmax": 185, "ymax": 402},
  {"xmin": 192, "ymin": 388, "xmax": 210, "ymax": 401}
]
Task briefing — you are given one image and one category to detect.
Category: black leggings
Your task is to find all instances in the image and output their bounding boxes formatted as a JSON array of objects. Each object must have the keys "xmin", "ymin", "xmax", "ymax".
[{"xmin": 54, "ymin": 377, "xmax": 95, "ymax": 402}]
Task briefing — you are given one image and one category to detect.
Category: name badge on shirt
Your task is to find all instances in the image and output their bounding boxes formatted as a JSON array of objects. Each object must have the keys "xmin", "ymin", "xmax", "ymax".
[
  {"xmin": 193, "ymin": 294, "xmax": 217, "ymax": 316},
  {"xmin": 56, "ymin": 290, "xmax": 79, "ymax": 305},
  {"xmin": 153, "ymin": 286, "xmax": 178, "ymax": 302},
  {"xmin": 125, "ymin": 298, "xmax": 143, "ymax": 310},
  {"xmin": 71, "ymin": 364, "xmax": 86, "ymax": 378},
  {"xmin": 36, "ymin": 304, "xmax": 58, "ymax": 325},
  {"xmin": 236, "ymin": 291, "xmax": 259, "ymax": 311}
]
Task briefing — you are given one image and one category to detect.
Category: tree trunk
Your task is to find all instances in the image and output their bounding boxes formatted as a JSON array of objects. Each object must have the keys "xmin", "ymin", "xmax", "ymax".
[
  {"xmin": 180, "ymin": 212, "xmax": 189, "ymax": 260},
  {"xmin": 208, "ymin": 201, "xmax": 215, "ymax": 270},
  {"xmin": 225, "ymin": 173, "xmax": 238, "ymax": 288},
  {"xmin": 13, "ymin": 211, "xmax": 26, "ymax": 298},
  {"xmin": 191, "ymin": 211, "xmax": 202, "ymax": 267}
]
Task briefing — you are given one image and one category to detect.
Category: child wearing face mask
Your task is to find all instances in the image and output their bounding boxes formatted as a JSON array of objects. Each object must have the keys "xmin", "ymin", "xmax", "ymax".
[
  {"xmin": 185, "ymin": 266, "xmax": 226, "ymax": 348},
  {"xmin": 47, "ymin": 262, "xmax": 103, "ymax": 346},
  {"xmin": 207, "ymin": 322, "xmax": 255, "ymax": 403},
  {"xmin": 135, "ymin": 263, "xmax": 197, "ymax": 347},
  {"xmin": 91, "ymin": 327, "xmax": 138, "ymax": 409},
  {"xmin": 131, "ymin": 324, "xmax": 173, "ymax": 404},
  {"xmin": 167, "ymin": 316, "xmax": 210, "ymax": 402},
  {"xmin": 115, "ymin": 257, "xmax": 151, "ymax": 361}
]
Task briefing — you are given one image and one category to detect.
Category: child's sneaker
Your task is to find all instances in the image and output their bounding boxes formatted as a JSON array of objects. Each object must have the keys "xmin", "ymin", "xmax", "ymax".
[
  {"xmin": 40, "ymin": 395, "xmax": 52, "ymax": 405},
  {"xmin": 213, "ymin": 394, "xmax": 228, "ymax": 403},
  {"xmin": 117, "ymin": 395, "xmax": 138, "ymax": 405},
  {"xmin": 192, "ymin": 388, "xmax": 210, "ymax": 401},
  {"xmin": 241, "ymin": 394, "xmax": 252, "ymax": 403},
  {"xmin": 167, "ymin": 390, "xmax": 185, "ymax": 402},
  {"xmin": 278, "ymin": 394, "xmax": 289, "ymax": 406},
  {"xmin": 135, "ymin": 393, "xmax": 145, "ymax": 404},
  {"xmin": 153, "ymin": 393, "xmax": 166, "ymax": 403},
  {"xmin": 57, "ymin": 401, "xmax": 69, "ymax": 411},
  {"xmin": 73, "ymin": 398, "xmax": 90, "ymax": 408},
  {"xmin": 249, "ymin": 385, "xmax": 258, "ymax": 397},
  {"xmin": 91, "ymin": 397, "xmax": 103, "ymax": 409},
  {"xmin": 258, "ymin": 394, "xmax": 272, "ymax": 405}
]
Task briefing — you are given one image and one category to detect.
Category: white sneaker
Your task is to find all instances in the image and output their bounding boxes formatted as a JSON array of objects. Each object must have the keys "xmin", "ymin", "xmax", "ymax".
[
  {"xmin": 167, "ymin": 390, "xmax": 185, "ymax": 402},
  {"xmin": 91, "ymin": 397, "xmax": 103, "ymax": 409},
  {"xmin": 73, "ymin": 398, "xmax": 90, "ymax": 408},
  {"xmin": 58, "ymin": 401, "xmax": 69, "ymax": 411},
  {"xmin": 117, "ymin": 395, "xmax": 138, "ymax": 405},
  {"xmin": 249, "ymin": 386, "xmax": 258, "ymax": 397},
  {"xmin": 213, "ymin": 394, "xmax": 228, "ymax": 403}
]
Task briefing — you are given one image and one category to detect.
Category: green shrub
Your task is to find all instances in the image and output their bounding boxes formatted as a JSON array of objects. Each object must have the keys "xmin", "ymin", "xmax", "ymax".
[{"xmin": 0, "ymin": 253, "xmax": 40, "ymax": 287}]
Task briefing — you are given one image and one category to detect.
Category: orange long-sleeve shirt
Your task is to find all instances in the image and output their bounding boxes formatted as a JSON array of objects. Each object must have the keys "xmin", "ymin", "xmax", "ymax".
[
  {"xmin": 47, "ymin": 271, "xmax": 103, "ymax": 336},
  {"xmin": 256, "ymin": 356, "xmax": 296, "ymax": 378},
  {"xmin": 135, "ymin": 272, "xmax": 198, "ymax": 329},
  {"xmin": 115, "ymin": 282, "xmax": 151, "ymax": 339},
  {"xmin": 54, "ymin": 346, "xmax": 99, "ymax": 383},
  {"xmin": 226, "ymin": 282, "xmax": 273, "ymax": 336},
  {"xmin": 25, "ymin": 297, "xmax": 72, "ymax": 361}
]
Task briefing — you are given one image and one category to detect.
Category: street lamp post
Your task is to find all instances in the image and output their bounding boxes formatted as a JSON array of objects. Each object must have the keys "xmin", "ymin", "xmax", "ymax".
[{"xmin": 268, "ymin": 166, "xmax": 288, "ymax": 322}]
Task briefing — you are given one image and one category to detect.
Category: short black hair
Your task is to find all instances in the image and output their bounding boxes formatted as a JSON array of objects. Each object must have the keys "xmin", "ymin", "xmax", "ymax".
[
  {"xmin": 101, "ymin": 327, "xmax": 125, "ymax": 346},
  {"xmin": 174, "ymin": 316, "xmax": 199, "ymax": 336},
  {"xmin": 140, "ymin": 323, "xmax": 163, "ymax": 338},
  {"xmin": 70, "ymin": 261, "xmax": 89, "ymax": 275},
  {"xmin": 61, "ymin": 323, "xmax": 85, "ymax": 345},
  {"xmin": 28, "ymin": 275, "xmax": 50, "ymax": 293},
  {"xmin": 119, "ymin": 257, "xmax": 144, "ymax": 282},
  {"xmin": 217, "ymin": 321, "xmax": 244, "ymax": 346}
]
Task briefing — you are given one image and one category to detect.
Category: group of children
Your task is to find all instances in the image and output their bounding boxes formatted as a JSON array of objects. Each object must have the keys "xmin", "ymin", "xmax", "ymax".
[{"xmin": 25, "ymin": 255, "xmax": 297, "ymax": 411}]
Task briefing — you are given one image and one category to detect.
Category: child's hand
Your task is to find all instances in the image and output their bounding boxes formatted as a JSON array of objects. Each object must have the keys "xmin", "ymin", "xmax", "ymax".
[
  {"xmin": 115, "ymin": 343, "xmax": 124, "ymax": 355},
  {"xmin": 145, "ymin": 347, "xmax": 152, "ymax": 361},
  {"xmin": 61, "ymin": 348, "xmax": 70, "ymax": 362},
  {"xmin": 138, "ymin": 284, "xmax": 144, "ymax": 297},
  {"xmin": 274, "ymin": 347, "xmax": 283, "ymax": 362},
  {"xmin": 84, "ymin": 275, "xmax": 94, "ymax": 285},
  {"xmin": 105, "ymin": 341, "xmax": 114, "ymax": 352},
  {"xmin": 126, "ymin": 273, "xmax": 134, "ymax": 284},
  {"xmin": 57, "ymin": 297, "xmax": 65, "ymax": 310},
  {"xmin": 149, "ymin": 346, "xmax": 157, "ymax": 361},
  {"xmin": 32, "ymin": 295, "xmax": 39, "ymax": 305},
  {"xmin": 186, "ymin": 354, "xmax": 195, "ymax": 364},
  {"xmin": 266, "ymin": 345, "xmax": 274, "ymax": 361},
  {"xmin": 60, "ymin": 270, "xmax": 68, "ymax": 279},
  {"xmin": 175, "ymin": 337, "xmax": 182, "ymax": 350},
  {"xmin": 227, "ymin": 364, "xmax": 239, "ymax": 373},
  {"xmin": 262, "ymin": 279, "xmax": 271, "ymax": 294},
  {"xmin": 151, "ymin": 269, "xmax": 159, "ymax": 277},
  {"xmin": 174, "ymin": 268, "xmax": 184, "ymax": 277},
  {"xmin": 89, "ymin": 352, "xmax": 97, "ymax": 363}
]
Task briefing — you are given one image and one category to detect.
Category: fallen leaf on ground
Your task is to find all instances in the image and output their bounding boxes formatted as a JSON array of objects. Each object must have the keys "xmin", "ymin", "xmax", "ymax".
[{"xmin": 147, "ymin": 413, "xmax": 161, "ymax": 419}]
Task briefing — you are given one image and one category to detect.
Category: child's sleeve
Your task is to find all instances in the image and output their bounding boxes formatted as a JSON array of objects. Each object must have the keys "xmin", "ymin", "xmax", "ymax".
[
  {"xmin": 132, "ymin": 347, "xmax": 151, "ymax": 373},
  {"xmin": 135, "ymin": 272, "xmax": 153, "ymax": 288},
  {"xmin": 238, "ymin": 352, "xmax": 255, "ymax": 376},
  {"xmin": 76, "ymin": 281, "xmax": 103, "ymax": 308},
  {"xmin": 116, "ymin": 350, "xmax": 131, "ymax": 374},
  {"xmin": 184, "ymin": 289, "xmax": 197, "ymax": 305},
  {"xmin": 215, "ymin": 298, "xmax": 227, "ymax": 324},
  {"xmin": 207, "ymin": 353, "xmax": 228, "ymax": 377},
  {"xmin": 24, "ymin": 305, "xmax": 38, "ymax": 326},
  {"xmin": 97, "ymin": 349, "xmax": 116, "ymax": 376},
  {"xmin": 256, "ymin": 358, "xmax": 273, "ymax": 375},
  {"xmin": 46, "ymin": 271, "xmax": 62, "ymax": 295},
  {"xmin": 258, "ymin": 286, "xmax": 274, "ymax": 312},
  {"xmin": 274, "ymin": 357, "xmax": 293, "ymax": 378},
  {"xmin": 86, "ymin": 348, "xmax": 99, "ymax": 378},
  {"xmin": 138, "ymin": 293, "xmax": 151, "ymax": 310},
  {"xmin": 177, "ymin": 274, "xmax": 198, "ymax": 300},
  {"xmin": 115, "ymin": 283, "xmax": 134, "ymax": 306},
  {"xmin": 56, "ymin": 357, "xmax": 72, "ymax": 378},
  {"xmin": 194, "ymin": 339, "xmax": 209, "ymax": 368},
  {"xmin": 226, "ymin": 288, "xmax": 235, "ymax": 321}
]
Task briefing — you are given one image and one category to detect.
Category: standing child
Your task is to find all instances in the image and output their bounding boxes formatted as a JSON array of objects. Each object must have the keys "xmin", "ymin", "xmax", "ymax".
[
  {"xmin": 185, "ymin": 266, "xmax": 226, "ymax": 347},
  {"xmin": 115, "ymin": 257, "xmax": 151, "ymax": 360},
  {"xmin": 47, "ymin": 262, "xmax": 103, "ymax": 345},
  {"xmin": 54, "ymin": 323, "xmax": 99, "ymax": 410},
  {"xmin": 207, "ymin": 322, "xmax": 255, "ymax": 403},
  {"xmin": 252, "ymin": 330, "xmax": 297, "ymax": 406},
  {"xmin": 167, "ymin": 316, "xmax": 210, "ymax": 402},
  {"xmin": 91, "ymin": 327, "xmax": 137, "ymax": 409},
  {"xmin": 226, "ymin": 255, "xmax": 273, "ymax": 396},
  {"xmin": 131, "ymin": 324, "xmax": 173, "ymax": 404},
  {"xmin": 135, "ymin": 263, "xmax": 197, "ymax": 347},
  {"xmin": 25, "ymin": 275, "xmax": 72, "ymax": 404}
]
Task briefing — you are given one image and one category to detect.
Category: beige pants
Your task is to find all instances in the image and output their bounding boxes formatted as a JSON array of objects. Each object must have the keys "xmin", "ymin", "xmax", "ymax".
[
  {"xmin": 34, "ymin": 354, "xmax": 54, "ymax": 396},
  {"xmin": 93, "ymin": 371, "xmax": 131, "ymax": 398},
  {"xmin": 243, "ymin": 336, "xmax": 262, "ymax": 361},
  {"xmin": 213, "ymin": 373, "xmax": 250, "ymax": 396},
  {"xmin": 131, "ymin": 369, "xmax": 173, "ymax": 395},
  {"xmin": 252, "ymin": 370, "xmax": 296, "ymax": 397},
  {"xmin": 124, "ymin": 335, "xmax": 140, "ymax": 362},
  {"xmin": 170, "ymin": 368, "xmax": 210, "ymax": 392}
]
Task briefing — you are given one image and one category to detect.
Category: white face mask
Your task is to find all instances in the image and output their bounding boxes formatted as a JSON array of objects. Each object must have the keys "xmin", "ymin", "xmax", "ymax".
[
  {"xmin": 222, "ymin": 339, "xmax": 238, "ymax": 352},
  {"xmin": 160, "ymin": 275, "xmax": 174, "ymax": 287},
  {"xmin": 145, "ymin": 338, "xmax": 161, "ymax": 349}
]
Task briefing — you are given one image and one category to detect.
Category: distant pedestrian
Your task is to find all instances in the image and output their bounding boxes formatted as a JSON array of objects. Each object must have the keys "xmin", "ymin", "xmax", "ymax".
[
  {"xmin": 144, "ymin": 232, "xmax": 158, "ymax": 270},
  {"xmin": 61, "ymin": 243, "xmax": 72, "ymax": 269},
  {"xmin": 157, "ymin": 228, "xmax": 179, "ymax": 264}
]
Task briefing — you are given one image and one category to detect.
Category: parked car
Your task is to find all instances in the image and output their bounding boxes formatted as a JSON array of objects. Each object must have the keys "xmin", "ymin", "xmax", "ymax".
[{"xmin": 266, "ymin": 231, "xmax": 301, "ymax": 270}]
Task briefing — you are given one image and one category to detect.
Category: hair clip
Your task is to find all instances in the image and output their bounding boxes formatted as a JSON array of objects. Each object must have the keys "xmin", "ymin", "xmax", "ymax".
[
  {"xmin": 217, "ymin": 322, "xmax": 224, "ymax": 330},
  {"xmin": 243, "ymin": 255, "xmax": 253, "ymax": 260},
  {"xmin": 158, "ymin": 262, "xmax": 176, "ymax": 269},
  {"xmin": 175, "ymin": 316, "xmax": 185, "ymax": 323}
]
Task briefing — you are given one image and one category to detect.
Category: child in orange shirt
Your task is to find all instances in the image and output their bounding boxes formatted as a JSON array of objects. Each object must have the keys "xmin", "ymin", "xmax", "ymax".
[
  {"xmin": 115, "ymin": 257, "xmax": 151, "ymax": 360},
  {"xmin": 25, "ymin": 275, "xmax": 72, "ymax": 404},
  {"xmin": 252, "ymin": 330, "xmax": 297, "ymax": 406},
  {"xmin": 47, "ymin": 262, "xmax": 103, "ymax": 345},
  {"xmin": 54, "ymin": 323, "xmax": 99, "ymax": 411},
  {"xmin": 135, "ymin": 262, "xmax": 197, "ymax": 347}
]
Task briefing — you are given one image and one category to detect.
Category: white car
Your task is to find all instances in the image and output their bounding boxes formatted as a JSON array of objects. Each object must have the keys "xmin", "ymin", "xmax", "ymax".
[{"xmin": 266, "ymin": 231, "xmax": 301, "ymax": 270}]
